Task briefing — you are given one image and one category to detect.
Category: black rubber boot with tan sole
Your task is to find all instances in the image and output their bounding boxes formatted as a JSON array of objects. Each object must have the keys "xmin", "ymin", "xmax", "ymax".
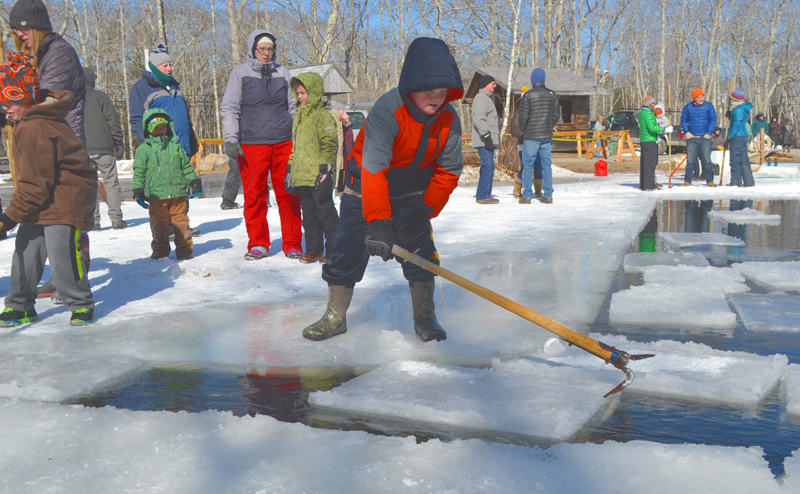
[
  {"xmin": 409, "ymin": 279, "xmax": 447, "ymax": 342},
  {"xmin": 303, "ymin": 285, "xmax": 354, "ymax": 341}
]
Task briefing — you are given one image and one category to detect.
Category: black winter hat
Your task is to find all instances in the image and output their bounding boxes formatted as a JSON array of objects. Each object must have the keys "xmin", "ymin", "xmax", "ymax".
[
  {"xmin": 9, "ymin": 0, "xmax": 52, "ymax": 32},
  {"xmin": 479, "ymin": 74, "xmax": 496, "ymax": 89}
]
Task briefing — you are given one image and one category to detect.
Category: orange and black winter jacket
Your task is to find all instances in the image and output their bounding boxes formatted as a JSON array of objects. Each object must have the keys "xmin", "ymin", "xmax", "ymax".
[{"xmin": 344, "ymin": 37, "xmax": 464, "ymax": 223}]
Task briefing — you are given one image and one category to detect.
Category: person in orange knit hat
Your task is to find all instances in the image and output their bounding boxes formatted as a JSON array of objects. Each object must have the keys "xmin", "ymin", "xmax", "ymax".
[
  {"xmin": 679, "ymin": 87, "xmax": 718, "ymax": 186},
  {"xmin": 0, "ymin": 51, "xmax": 97, "ymax": 327}
]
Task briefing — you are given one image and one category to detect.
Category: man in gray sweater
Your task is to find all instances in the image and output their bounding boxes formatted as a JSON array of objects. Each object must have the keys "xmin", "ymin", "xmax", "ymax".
[
  {"xmin": 83, "ymin": 67, "xmax": 126, "ymax": 230},
  {"xmin": 471, "ymin": 74, "xmax": 499, "ymax": 204}
]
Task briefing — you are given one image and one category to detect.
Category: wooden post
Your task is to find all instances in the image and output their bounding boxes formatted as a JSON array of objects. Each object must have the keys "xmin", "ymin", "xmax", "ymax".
[
  {"xmin": 576, "ymin": 131, "xmax": 583, "ymax": 158},
  {"xmin": 586, "ymin": 130, "xmax": 607, "ymax": 159},
  {"xmin": 759, "ymin": 128, "xmax": 766, "ymax": 165},
  {"xmin": 668, "ymin": 84, "xmax": 671, "ymax": 112},
  {"xmin": 616, "ymin": 130, "xmax": 638, "ymax": 162}
]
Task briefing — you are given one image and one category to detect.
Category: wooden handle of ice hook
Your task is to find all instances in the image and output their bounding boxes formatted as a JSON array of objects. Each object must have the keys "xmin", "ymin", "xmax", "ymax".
[{"xmin": 391, "ymin": 245, "xmax": 655, "ymax": 397}]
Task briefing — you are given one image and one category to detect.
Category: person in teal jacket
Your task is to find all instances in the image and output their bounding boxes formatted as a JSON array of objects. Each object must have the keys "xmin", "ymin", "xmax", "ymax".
[
  {"xmin": 725, "ymin": 90, "xmax": 755, "ymax": 187},
  {"xmin": 132, "ymin": 108, "xmax": 202, "ymax": 260},
  {"xmin": 638, "ymin": 95, "xmax": 673, "ymax": 190},
  {"xmin": 751, "ymin": 113, "xmax": 768, "ymax": 140}
]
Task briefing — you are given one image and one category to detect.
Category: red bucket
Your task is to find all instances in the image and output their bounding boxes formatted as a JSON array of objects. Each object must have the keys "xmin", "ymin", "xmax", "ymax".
[{"xmin": 594, "ymin": 160, "xmax": 608, "ymax": 177}]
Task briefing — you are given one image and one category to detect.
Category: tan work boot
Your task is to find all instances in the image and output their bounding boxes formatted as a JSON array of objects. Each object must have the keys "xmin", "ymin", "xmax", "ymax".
[
  {"xmin": 534, "ymin": 179, "xmax": 543, "ymax": 199},
  {"xmin": 409, "ymin": 279, "xmax": 447, "ymax": 342},
  {"xmin": 513, "ymin": 177, "xmax": 522, "ymax": 199},
  {"xmin": 303, "ymin": 285, "xmax": 354, "ymax": 341}
]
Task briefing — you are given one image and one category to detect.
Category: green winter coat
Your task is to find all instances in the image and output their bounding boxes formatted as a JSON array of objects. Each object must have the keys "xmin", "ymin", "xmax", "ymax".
[
  {"xmin": 752, "ymin": 118, "xmax": 769, "ymax": 138},
  {"xmin": 288, "ymin": 72, "xmax": 338, "ymax": 187},
  {"xmin": 133, "ymin": 108, "xmax": 198, "ymax": 200},
  {"xmin": 638, "ymin": 107, "xmax": 664, "ymax": 143}
]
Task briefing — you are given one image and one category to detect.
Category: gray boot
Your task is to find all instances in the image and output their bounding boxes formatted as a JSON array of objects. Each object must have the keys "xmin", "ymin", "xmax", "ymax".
[
  {"xmin": 303, "ymin": 285, "xmax": 354, "ymax": 341},
  {"xmin": 409, "ymin": 279, "xmax": 447, "ymax": 342}
]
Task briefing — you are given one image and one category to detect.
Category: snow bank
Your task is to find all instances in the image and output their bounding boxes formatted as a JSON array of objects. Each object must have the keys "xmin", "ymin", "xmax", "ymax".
[{"xmin": 786, "ymin": 365, "xmax": 800, "ymax": 420}]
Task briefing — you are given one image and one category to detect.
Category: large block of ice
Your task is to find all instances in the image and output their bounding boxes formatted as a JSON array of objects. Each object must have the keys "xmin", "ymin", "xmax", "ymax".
[
  {"xmin": 658, "ymin": 232, "xmax": 745, "ymax": 247},
  {"xmin": 786, "ymin": 364, "xmax": 800, "ymax": 420},
  {"xmin": 679, "ymin": 244, "xmax": 800, "ymax": 263},
  {"xmin": 729, "ymin": 293, "xmax": 800, "ymax": 332},
  {"xmin": 0, "ymin": 399, "xmax": 784, "ymax": 494},
  {"xmin": 0, "ymin": 352, "xmax": 142, "ymax": 402},
  {"xmin": 521, "ymin": 335, "xmax": 787, "ymax": 407},
  {"xmin": 623, "ymin": 252, "xmax": 709, "ymax": 273},
  {"xmin": 642, "ymin": 265, "xmax": 749, "ymax": 293},
  {"xmin": 734, "ymin": 261, "xmax": 800, "ymax": 290},
  {"xmin": 707, "ymin": 208, "xmax": 781, "ymax": 223},
  {"xmin": 609, "ymin": 283, "xmax": 738, "ymax": 328},
  {"xmin": 308, "ymin": 360, "xmax": 612, "ymax": 443}
]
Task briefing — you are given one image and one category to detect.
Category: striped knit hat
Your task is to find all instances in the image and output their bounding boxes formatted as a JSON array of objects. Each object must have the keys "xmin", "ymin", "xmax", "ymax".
[
  {"xmin": 730, "ymin": 89, "xmax": 746, "ymax": 101},
  {"xmin": 0, "ymin": 51, "xmax": 40, "ymax": 106},
  {"xmin": 642, "ymin": 95, "xmax": 657, "ymax": 107},
  {"xmin": 149, "ymin": 43, "xmax": 171, "ymax": 67},
  {"xmin": 147, "ymin": 116, "xmax": 169, "ymax": 134}
]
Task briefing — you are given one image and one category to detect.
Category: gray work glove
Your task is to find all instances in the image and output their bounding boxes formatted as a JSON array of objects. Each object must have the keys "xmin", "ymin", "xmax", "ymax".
[
  {"xmin": 225, "ymin": 142, "xmax": 244, "ymax": 160},
  {"xmin": 115, "ymin": 145, "xmax": 126, "ymax": 160}
]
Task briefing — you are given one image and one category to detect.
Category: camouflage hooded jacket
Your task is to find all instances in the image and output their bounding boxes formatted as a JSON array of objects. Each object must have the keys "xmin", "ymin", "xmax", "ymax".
[
  {"xmin": 132, "ymin": 108, "xmax": 198, "ymax": 201},
  {"xmin": 288, "ymin": 72, "xmax": 338, "ymax": 187}
]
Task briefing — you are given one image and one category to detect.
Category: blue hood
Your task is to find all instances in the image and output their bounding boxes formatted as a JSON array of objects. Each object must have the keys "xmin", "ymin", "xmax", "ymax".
[{"xmin": 531, "ymin": 68, "xmax": 546, "ymax": 86}]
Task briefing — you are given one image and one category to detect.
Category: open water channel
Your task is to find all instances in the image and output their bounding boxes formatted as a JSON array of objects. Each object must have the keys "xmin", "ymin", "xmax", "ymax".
[{"xmin": 72, "ymin": 199, "xmax": 800, "ymax": 478}]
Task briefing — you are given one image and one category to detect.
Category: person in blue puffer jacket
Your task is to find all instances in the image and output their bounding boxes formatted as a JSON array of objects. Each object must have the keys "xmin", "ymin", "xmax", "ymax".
[
  {"xmin": 680, "ymin": 87, "xmax": 717, "ymax": 186},
  {"xmin": 725, "ymin": 89, "xmax": 755, "ymax": 187}
]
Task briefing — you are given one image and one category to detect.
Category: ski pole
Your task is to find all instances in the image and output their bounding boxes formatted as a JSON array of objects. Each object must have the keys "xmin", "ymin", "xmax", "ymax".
[{"xmin": 392, "ymin": 245, "xmax": 655, "ymax": 397}]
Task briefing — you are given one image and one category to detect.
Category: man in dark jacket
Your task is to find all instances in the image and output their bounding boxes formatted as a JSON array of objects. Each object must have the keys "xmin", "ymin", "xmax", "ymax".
[
  {"xmin": 302, "ymin": 37, "xmax": 464, "ymax": 344},
  {"xmin": 83, "ymin": 67, "xmax": 126, "ymax": 230},
  {"xmin": 220, "ymin": 30, "xmax": 302, "ymax": 261},
  {"xmin": 518, "ymin": 68, "xmax": 560, "ymax": 204},
  {"xmin": 680, "ymin": 88, "xmax": 717, "ymax": 186},
  {"xmin": 129, "ymin": 43, "xmax": 198, "ymax": 158}
]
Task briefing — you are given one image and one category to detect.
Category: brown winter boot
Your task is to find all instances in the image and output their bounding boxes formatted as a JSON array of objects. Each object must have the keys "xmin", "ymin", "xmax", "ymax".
[
  {"xmin": 303, "ymin": 285, "xmax": 354, "ymax": 341},
  {"xmin": 534, "ymin": 179, "xmax": 543, "ymax": 199},
  {"xmin": 513, "ymin": 177, "xmax": 522, "ymax": 199},
  {"xmin": 409, "ymin": 279, "xmax": 447, "ymax": 342}
]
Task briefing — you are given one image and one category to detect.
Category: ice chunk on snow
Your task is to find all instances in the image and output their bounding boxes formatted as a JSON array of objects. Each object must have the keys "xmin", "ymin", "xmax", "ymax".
[
  {"xmin": 309, "ymin": 360, "xmax": 612, "ymax": 443},
  {"xmin": 679, "ymin": 244, "xmax": 800, "ymax": 263},
  {"xmin": 658, "ymin": 232, "xmax": 745, "ymax": 247},
  {"xmin": 734, "ymin": 261, "xmax": 800, "ymax": 290},
  {"xmin": 707, "ymin": 208, "xmax": 781, "ymax": 223},
  {"xmin": 642, "ymin": 265, "xmax": 749, "ymax": 293},
  {"xmin": 729, "ymin": 293, "xmax": 800, "ymax": 332},
  {"xmin": 609, "ymin": 283, "xmax": 737, "ymax": 328},
  {"xmin": 524, "ymin": 334, "xmax": 787, "ymax": 406},
  {"xmin": 0, "ymin": 399, "xmax": 784, "ymax": 494},
  {"xmin": 623, "ymin": 252, "xmax": 709, "ymax": 273},
  {"xmin": 786, "ymin": 365, "xmax": 800, "ymax": 420},
  {"xmin": 0, "ymin": 352, "xmax": 141, "ymax": 402}
]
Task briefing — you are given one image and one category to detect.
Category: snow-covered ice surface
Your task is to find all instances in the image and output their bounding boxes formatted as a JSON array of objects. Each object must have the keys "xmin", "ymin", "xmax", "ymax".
[
  {"xmin": 308, "ymin": 359, "xmax": 613, "ymax": 443},
  {"xmin": 730, "ymin": 293, "xmax": 800, "ymax": 332},
  {"xmin": 0, "ymin": 399, "xmax": 785, "ymax": 494},
  {"xmin": 708, "ymin": 208, "xmax": 781, "ymax": 223},
  {"xmin": 2, "ymin": 169, "xmax": 800, "ymax": 489},
  {"xmin": 521, "ymin": 335, "xmax": 788, "ymax": 407},
  {"xmin": 623, "ymin": 251, "xmax": 709, "ymax": 273},
  {"xmin": 658, "ymin": 232, "xmax": 746, "ymax": 247},
  {"xmin": 609, "ymin": 265, "xmax": 745, "ymax": 328},
  {"xmin": 735, "ymin": 261, "xmax": 800, "ymax": 290},
  {"xmin": 678, "ymin": 244, "xmax": 800, "ymax": 263},
  {"xmin": 786, "ymin": 365, "xmax": 800, "ymax": 420}
]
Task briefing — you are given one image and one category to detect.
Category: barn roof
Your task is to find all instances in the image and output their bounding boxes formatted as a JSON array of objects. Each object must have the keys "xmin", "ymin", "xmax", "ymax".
[
  {"xmin": 464, "ymin": 67, "xmax": 608, "ymax": 101},
  {"xmin": 288, "ymin": 62, "xmax": 354, "ymax": 95}
]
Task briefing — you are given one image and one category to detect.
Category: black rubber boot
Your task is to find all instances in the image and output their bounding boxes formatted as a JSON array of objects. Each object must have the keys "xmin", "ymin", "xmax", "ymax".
[
  {"xmin": 303, "ymin": 285, "xmax": 354, "ymax": 341},
  {"xmin": 409, "ymin": 279, "xmax": 447, "ymax": 342}
]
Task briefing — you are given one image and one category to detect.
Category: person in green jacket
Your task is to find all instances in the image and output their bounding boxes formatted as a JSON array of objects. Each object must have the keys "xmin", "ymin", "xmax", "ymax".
[
  {"xmin": 751, "ymin": 113, "xmax": 769, "ymax": 146},
  {"xmin": 133, "ymin": 108, "xmax": 202, "ymax": 260},
  {"xmin": 286, "ymin": 72, "xmax": 339, "ymax": 264},
  {"xmin": 638, "ymin": 95, "xmax": 673, "ymax": 190}
]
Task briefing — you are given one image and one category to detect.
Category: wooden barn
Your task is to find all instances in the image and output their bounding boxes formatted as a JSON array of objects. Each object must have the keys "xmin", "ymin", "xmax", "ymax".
[{"xmin": 463, "ymin": 67, "xmax": 607, "ymax": 151}]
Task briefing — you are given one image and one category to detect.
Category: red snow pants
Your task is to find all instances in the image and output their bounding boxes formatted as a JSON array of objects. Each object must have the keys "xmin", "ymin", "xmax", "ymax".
[{"xmin": 240, "ymin": 141, "xmax": 302, "ymax": 253}]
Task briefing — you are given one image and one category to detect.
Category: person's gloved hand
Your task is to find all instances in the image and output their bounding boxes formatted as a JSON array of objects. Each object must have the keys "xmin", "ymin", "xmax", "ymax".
[
  {"xmin": 665, "ymin": 125, "xmax": 674, "ymax": 134},
  {"xmin": 315, "ymin": 164, "xmax": 333, "ymax": 187},
  {"xmin": 365, "ymin": 220, "xmax": 394, "ymax": 261},
  {"xmin": 684, "ymin": 132, "xmax": 694, "ymax": 139},
  {"xmin": 284, "ymin": 164, "xmax": 298, "ymax": 195},
  {"xmin": 133, "ymin": 188, "xmax": 150, "ymax": 209},
  {"xmin": 396, "ymin": 209, "xmax": 431, "ymax": 242},
  {"xmin": 224, "ymin": 142, "xmax": 243, "ymax": 160},
  {"xmin": 703, "ymin": 134, "xmax": 712, "ymax": 139},
  {"xmin": 0, "ymin": 213, "xmax": 17, "ymax": 233},
  {"xmin": 723, "ymin": 138, "xmax": 731, "ymax": 149},
  {"xmin": 115, "ymin": 145, "xmax": 126, "ymax": 160},
  {"xmin": 482, "ymin": 133, "xmax": 493, "ymax": 150},
  {"xmin": 188, "ymin": 178, "xmax": 203, "ymax": 198}
]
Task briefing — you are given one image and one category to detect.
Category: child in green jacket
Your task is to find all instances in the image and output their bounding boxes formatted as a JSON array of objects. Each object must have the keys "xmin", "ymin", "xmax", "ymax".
[
  {"xmin": 287, "ymin": 73, "xmax": 339, "ymax": 263},
  {"xmin": 133, "ymin": 109, "xmax": 202, "ymax": 260}
]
